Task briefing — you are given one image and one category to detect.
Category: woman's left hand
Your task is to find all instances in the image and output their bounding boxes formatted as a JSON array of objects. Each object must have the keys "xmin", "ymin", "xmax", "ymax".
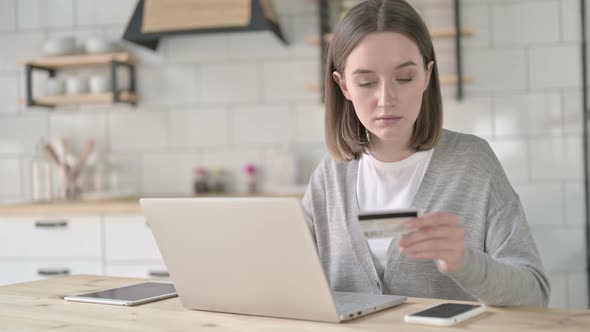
[{"xmin": 399, "ymin": 212, "xmax": 465, "ymax": 273}]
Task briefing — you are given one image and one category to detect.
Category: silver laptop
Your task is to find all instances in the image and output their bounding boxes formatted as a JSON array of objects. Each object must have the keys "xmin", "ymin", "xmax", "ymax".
[{"xmin": 140, "ymin": 197, "xmax": 406, "ymax": 323}]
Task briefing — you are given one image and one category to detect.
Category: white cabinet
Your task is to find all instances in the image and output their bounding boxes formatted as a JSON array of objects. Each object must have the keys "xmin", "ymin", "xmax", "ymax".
[
  {"xmin": 103, "ymin": 214, "xmax": 169, "ymax": 280},
  {"xmin": 104, "ymin": 215, "xmax": 164, "ymax": 262},
  {"xmin": 0, "ymin": 213, "xmax": 169, "ymax": 285},
  {"xmin": 0, "ymin": 215, "xmax": 103, "ymax": 285},
  {"xmin": 0, "ymin": 259, "xmax": 102, "ymax": 285},
  {"xmin": 0, "ymin": 216, "xmax": 102, "ymax": 258}
]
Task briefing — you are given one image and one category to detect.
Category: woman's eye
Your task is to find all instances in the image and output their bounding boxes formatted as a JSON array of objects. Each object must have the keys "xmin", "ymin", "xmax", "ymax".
[
  {"xmin": 397, "ymin": 78, "xmax": 413, "ymax": 83},
  {"xmin": 358, "ymin": 81, "xmax": 376, "ymax": 87}
]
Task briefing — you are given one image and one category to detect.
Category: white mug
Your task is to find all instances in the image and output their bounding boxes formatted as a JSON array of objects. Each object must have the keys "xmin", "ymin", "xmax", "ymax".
[
  {"xmin": 85, "ymin": 37, "xmax": 112, "ymax": 54},
  {"xmin": 65, "ymin": 77, "xmax": 89, "ymax": 95},
  {"xmin": 89, "ymin": 76, "xmax": 111, "ymax": 94},
  {"xmin": 46, "ymin": 78, "xmax": 65, "ymax": 96}
]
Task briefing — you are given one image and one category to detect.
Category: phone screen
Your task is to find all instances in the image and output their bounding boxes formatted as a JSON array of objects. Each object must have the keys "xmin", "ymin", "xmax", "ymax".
[{"xmin": 409, "ymin": 303, "xmax": 482, "ymax": 318}]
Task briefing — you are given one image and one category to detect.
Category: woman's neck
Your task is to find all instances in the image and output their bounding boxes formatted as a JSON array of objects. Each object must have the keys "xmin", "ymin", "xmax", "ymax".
[{"xmin": 368, "ymin": 134, "xmax": 416, "ymax": 162}]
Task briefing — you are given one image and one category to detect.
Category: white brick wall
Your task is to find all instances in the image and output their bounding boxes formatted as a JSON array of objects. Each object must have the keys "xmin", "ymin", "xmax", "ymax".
[
  {"xmin": 17, "ymin": 0, "xmax": 74, "ymax": 30},
  {"xmin": 200, "ymin": 63, "xmax": 260, "ymax": 104},
  {"xmin": 529, "ymin": 45, "xmax": 582, "ymax": 89},
  {"xmin": 489, "ymin": 140, "xmax": 529, "ymax": 183},
  {"xmin": 0, "ymin": 74, "xmax": 19, "ymax": 114},
  {"xmin": 465, "ymin": 48, "xmax": 528, "ymax": 93},
  {"xmin": 169, "ymin": 108, "xmax": 230, "ymax": 148},
  {"xmin": 230, "ymin": 105, "xmax": 291, "ymax": 145},
  {"xmin": 140, "ymin": 151, "xmax": 198, "ymax": 196},
  {"xmin": 0, "ymin": 0, "xmax": 17, "ymax": 32},
  {"xmin": 0, "ymin": 158, "xmax": 22, "ymax": 200},
  {"xmin": 108, "ymin": 110, "xmax": 168, "ymax": 151},
  {"xmin": 494, "ymin": 93, "xmax": 562, "ymax": 137},
  {"xmin": 0, "ymin": 0, "xmax": 587, "ymax": 309},
  {"xmin": 491, "ymin": 1, "xmax": 560, "ymax": 46}
]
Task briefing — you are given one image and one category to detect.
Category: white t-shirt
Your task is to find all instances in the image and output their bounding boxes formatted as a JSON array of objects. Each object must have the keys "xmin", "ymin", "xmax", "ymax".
[{"xmin": 356, "ymin": 149, "xmax": 434, "ymax": 277}]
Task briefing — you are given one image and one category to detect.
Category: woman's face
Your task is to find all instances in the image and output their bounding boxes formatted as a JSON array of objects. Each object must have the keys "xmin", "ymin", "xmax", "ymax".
[{"xmin": 334, "ymin": 32, "xmax": 433, "ymax": 147}]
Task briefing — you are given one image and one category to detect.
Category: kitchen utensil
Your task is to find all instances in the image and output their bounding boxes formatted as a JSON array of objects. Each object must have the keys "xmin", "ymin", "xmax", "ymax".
[
  {"xmin": 69, "ymin": 140, "xmax": 95, "ymax": 182},
  {"xmin": 44, "ymin": 144, "xmax": 61, "ymax": 165}
]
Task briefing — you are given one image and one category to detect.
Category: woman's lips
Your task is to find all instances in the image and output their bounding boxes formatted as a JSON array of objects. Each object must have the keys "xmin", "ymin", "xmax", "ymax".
[{"xmin": 377, "ymin": 116, "xmax": 402, "ymax": 124}]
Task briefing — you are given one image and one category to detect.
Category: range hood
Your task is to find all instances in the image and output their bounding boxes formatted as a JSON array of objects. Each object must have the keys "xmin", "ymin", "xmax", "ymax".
[{"xmin": 123, "ymin": 0, "xmax": 288, "ymax": 50}]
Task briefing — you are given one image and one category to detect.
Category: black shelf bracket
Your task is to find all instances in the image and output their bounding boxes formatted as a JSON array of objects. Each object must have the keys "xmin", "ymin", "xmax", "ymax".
[
  {"xmin": 319, "ymin": 0, "xmax": 330, "ymax": 102},
  {"xmin": 25, "ymin": 64, "xmax": 55, "ymax": 108},
  {"xmin": 453, "ymin": 0, "xmax": 464, "ymax": 100},
  {"xmin": 580, "ymin": 0, "xmax": 590, "ymax": 310},
  {"xmin": 110, "ymin": 60, "xmax": 137, "ymax": 105}
]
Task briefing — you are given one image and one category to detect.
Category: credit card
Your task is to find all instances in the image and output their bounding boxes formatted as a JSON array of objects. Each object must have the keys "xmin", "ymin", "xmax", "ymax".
[{"xmin": 358, "ymin": 209, "xmax": 418, "ymax": 238}]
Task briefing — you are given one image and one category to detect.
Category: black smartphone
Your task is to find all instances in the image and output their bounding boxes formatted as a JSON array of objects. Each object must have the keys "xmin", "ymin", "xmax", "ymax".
[{"xmin": 404, "ymin": 303, "xmax": 487, "ymax": 326}]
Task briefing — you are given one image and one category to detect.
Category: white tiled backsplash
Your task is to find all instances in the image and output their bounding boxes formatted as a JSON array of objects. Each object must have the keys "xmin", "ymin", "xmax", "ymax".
[{"xmin": 0, "ymin": 0, "xmax": 587, "ymax": 309}]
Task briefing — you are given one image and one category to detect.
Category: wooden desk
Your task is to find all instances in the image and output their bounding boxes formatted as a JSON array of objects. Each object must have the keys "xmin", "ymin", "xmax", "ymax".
[{"xmin": 0, "ymin": 275, "xmax": 588, "ymax": 331}]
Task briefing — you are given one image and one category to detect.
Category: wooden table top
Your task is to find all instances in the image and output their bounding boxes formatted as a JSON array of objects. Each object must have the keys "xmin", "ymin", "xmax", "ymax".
[{"xmin": 0, "ymin": 275, "xmax": 588, "ymax": 331}]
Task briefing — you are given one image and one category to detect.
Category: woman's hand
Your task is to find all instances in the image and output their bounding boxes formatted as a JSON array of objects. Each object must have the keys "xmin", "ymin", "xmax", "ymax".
[{"xmin": 398, "ymin": 212, "xmax": 465, "ymax": 273}]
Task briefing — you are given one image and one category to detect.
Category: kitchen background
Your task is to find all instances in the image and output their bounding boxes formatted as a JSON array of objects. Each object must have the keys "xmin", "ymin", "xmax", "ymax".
[{"xmin": 0, "ymin": 0, "xmax": 587, "ymax": 309}]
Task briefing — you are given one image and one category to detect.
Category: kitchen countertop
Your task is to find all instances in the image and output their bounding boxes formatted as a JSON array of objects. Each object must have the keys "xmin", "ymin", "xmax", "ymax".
[
  {"xmin": 0, "ymin": 198, "xmax": 143, "ymax": 217},
  {"xmin": 0, "ymin": 193, "xmax": 304, "ymax": 217},
  {"xmin": 0, "ymin": 275, "xmax": 588, "ymax": 331}
]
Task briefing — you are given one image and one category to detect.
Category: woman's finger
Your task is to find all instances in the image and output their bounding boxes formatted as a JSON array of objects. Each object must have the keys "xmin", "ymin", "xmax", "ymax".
[
  {"xmin": 399, "ymin": 225, "xmax": 461, "ymax": 248},
  {"xmin": 401, "ymin": 238, "xmax": 459, "ymax": 255},
  {"xmin": 402, "ymin": 248, "xmax": 456, "ymax": 260},
  {"xmin": 405, "ymin": 212, "xmax": 459, "ymax": 231}
]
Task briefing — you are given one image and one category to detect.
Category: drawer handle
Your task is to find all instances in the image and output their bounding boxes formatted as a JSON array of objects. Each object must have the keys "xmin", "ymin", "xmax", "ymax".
[
  {"xmin": 148, "ymin": 270, "xmax": 170, "ymax": 278},
  {"xmin": 37, "ymin": 268, "xmax": 71, "ymax": 276},
  {"xmin": 35, "ymin": 220, "xmax": 68, "ymax": 229}
]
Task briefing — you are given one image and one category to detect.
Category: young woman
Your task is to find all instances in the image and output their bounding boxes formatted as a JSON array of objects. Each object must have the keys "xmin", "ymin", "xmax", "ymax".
[{"xmin": 302, "ymin": 0, "xmax": 550, "ymax": 306}]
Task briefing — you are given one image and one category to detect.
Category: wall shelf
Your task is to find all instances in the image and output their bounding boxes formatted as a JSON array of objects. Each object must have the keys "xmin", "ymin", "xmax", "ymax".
[
  {"xmin": 439, "ymin": 75, "xmax": 473, "ymax": 85},
  {"xmin": 23, "ymin": 52, "xmax": 138, "ymax": 108},
  {"xmin": 32, "ymin": 92, "xmax": 138, "ymax": 107},
  {"xmin": 24, "ymin": 53, "xmax": 136, "ymax": 69}
]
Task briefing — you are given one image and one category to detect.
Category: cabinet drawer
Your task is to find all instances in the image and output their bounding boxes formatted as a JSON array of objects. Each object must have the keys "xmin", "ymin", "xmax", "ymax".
[
  {"xmin": 0, "ymin": 259, "xmax": 103, "ymax": 286},
  {"xmin": 104, "ymin": 215, "xmax": 163, "ymax": 262},
  {"xmin": 0, "ymin": 216, "xmax": 101, "ymax": 258},
  {"xmin": 105, "ymin": 263, "xmax": 170, "ymax": 280}
]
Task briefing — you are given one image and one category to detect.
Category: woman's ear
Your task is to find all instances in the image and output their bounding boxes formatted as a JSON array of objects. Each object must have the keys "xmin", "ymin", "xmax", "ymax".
[
  {"xmin": 423, "ymin": 61, "xmax": 434, "ymax": 92},
  {"xmin": 333, "ymin": 71, "xmax": 352, "ymax": 100}
]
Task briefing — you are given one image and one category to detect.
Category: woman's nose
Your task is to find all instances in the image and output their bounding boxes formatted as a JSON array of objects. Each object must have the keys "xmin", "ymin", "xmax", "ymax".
[{"xmin": 378, "ymin": 81, "xmax": 397, "ymax": 107}]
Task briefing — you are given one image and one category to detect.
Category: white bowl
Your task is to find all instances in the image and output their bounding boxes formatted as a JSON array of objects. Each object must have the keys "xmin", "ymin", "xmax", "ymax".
[
  {"xmin": 85, "ymin": 38, "xmax": 112, "ymax": 54},
  {"xmin": 43, "ymin": 36, "xmax": 77, "ymax": 56}
]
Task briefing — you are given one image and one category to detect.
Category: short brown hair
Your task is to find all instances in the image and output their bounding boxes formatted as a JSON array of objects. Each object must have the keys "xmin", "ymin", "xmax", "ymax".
[{"xmin": 325, "ymin": 0, "xmax": 443, "ymax": 161}]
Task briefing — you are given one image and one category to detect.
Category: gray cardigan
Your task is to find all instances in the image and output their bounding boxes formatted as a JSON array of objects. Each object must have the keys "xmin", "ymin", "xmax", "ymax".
[{"xmin": 302, "ymin": 129, "xmax": 550, "ymax": 306}]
